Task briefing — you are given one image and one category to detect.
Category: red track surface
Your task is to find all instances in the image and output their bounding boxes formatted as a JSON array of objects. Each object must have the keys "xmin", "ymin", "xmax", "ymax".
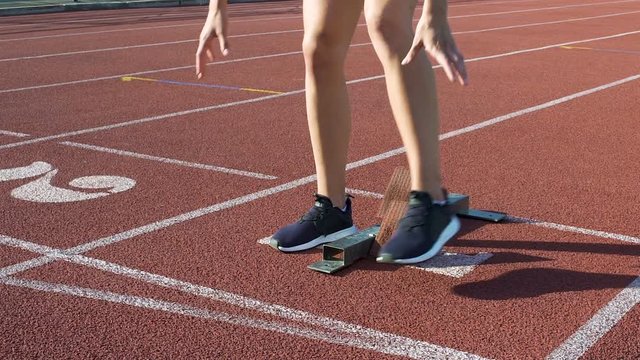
[{"xmin": 1, "ymin": 0, "xmax": 639, "ymax": 359}]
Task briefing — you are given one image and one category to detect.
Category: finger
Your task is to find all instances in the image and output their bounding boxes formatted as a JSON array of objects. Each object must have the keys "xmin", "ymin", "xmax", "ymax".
[
  {"xmin": 447, "ymin": 46, "xmax": 468, "ymax": 86},
  {"xmin": 217, "ymin": 33, "xmax": 230, "ymax": 56},
  {"xmin": 434, "ymin": 51, "xmax": 455, "ymax": 82},
  {"xmin": 206, "ymin": 48, "xmax": 214, "ymax": 62},
  {"xmin": 196, "ymin": 42, "xmax": 207, "ymax": 79},
  {"xmin": 401, "ymin": 40, "xmax": 423, "ymax": 65}
]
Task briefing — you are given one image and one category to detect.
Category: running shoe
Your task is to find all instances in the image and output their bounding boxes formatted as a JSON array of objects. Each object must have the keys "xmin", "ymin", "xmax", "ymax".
[
  {"xmin": 377, "ymin": 191, "xmax": 460, "ymax": 264},
  {"xmin": 269, "ymin": 194, "xmax": 357, "ymax": 252}
]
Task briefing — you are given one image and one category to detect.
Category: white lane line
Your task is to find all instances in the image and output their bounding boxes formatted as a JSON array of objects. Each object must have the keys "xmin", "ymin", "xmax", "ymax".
[
  {"xmin": 60, "ymin": 141, "xmax": 277, "ymax": 180},
  {"xmin": 0, "ymin": 28, "xmax": 308, "ymax": 62},
  {"xmin": 507, "ymin": 216, "xmax": 640, "ymax": 244},
  {"xmin": 2, "ymin": 73, "xmax": 638, "ymax": 277},
  {"xmin": 0, "ymin": 90, "xmax": 304, "ymax": 150},
  {"xmin": 2, "ymin": 29, "xmax": 640, "ymax": 150},
  {"xmin": 0, "ymin": 131, "xmax": 277, "ymax": 180},
  {"xmin": 546, "ymin": 276, "xmax": 640, "ymax": 360},
  {"xmin": 346, "ymin": 188, "xmax": 385, "ymax": 199},
  {"xmin": 2, "ymin": 15, "xmax": 638, "ymax": 94},
  {"xmin": 448, "ymin": 0, "xmax": 640, "ymax": 19},
  {"xmin": 0, "ymin": 130, "xmax": 29, "ymax": 137},
  {"xmin": 439, "ymin": 74, "xmax": 640, "ymax": 140},
  {"xmin": 454, "ymin": 10, "xmax": 640, "ymax": 35},
  {"xmin": 4, "ymin": 7, "xmax": 639, "ymax": 64},
  {"xmin": 337, "ymin": 190, "xmax": 640, "ymax": 245},
  {"xmin": 0, "ymin": 47, "xmax": 313, "ymax": 94},
  {"xmin": 0, "ymin": 237, "xmax": 485, "ymax": 360}
]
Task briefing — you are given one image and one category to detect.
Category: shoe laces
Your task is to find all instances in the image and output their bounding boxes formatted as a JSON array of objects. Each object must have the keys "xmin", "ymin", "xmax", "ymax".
[{"xmin": 300, "ymin": 194, "xmax": 332, "ymax": 223}]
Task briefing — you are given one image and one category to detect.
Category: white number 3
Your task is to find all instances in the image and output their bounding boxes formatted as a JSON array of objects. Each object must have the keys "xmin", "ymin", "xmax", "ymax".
[{"xmin": 0, "ymin": 161, "xmax": 136, "ymax": 204}]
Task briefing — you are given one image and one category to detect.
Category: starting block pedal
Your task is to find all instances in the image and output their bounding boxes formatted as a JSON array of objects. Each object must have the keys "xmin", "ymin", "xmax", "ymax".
[{"xmin": 307, "ymin": 226, "xmax": 379, "ymax": 274}]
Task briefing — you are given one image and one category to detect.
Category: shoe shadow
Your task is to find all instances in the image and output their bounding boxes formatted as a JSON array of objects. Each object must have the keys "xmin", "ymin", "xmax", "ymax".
[
  {"xmin": 453, "ymin": 268, "xmax": 637, "ymax": 300},
  {"xmin": 449, "ymin": 238, "xmax": 640, "ymax": 257}
]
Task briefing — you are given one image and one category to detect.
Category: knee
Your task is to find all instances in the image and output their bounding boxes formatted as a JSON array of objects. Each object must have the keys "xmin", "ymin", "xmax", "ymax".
[
  {"xmin": 302, "ymin": 32, "xmax": 346, "ymax": 74},
  {"xmin": 365, "ymin": 10, "xmax": 412, "ymax": 60}
]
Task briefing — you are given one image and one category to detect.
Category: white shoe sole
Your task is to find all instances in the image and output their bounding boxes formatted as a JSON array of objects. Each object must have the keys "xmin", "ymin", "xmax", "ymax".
[{"xmin": 274, "ymin": 226, "xmax": 358, "ymax": 252}]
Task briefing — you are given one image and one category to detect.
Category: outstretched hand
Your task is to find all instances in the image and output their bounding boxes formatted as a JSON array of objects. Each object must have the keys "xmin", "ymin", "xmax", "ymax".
[
  {"xmin": 402, "ymin": 17, "xmax": 468, "ymax": 86},
  {"xmin": 196, "ymin": 6, "xmax": 229, "ymax": 79}
]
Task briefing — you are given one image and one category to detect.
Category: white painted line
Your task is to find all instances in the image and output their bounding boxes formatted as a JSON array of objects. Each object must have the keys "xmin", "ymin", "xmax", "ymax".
[
  {"xmin": 546, "ymin": 276, "xmax": 640, "ymax": 360},
  {"xmin": 0, "ymin": 90, "xmax": 305, "ymax": 150},
  {"xmin": 0, "ymin": 129, "xmax": 30, "ymax": 137},
  {"xmin": 61, "ymin": 141, "xmax": 277, "ymax": 180},
  {"xmin": 3, "ymin": 29, "xmax": 640, "ymax": 150},
  {"xmin": 345, "ymin": 188, "xmax": 385, "ymax": 199},
  {"xmin": 0, "ymin": 236, "xmax": 486, "ymax": 359},
  {"xmin": 0, "ymin": 28, "xmax": 307, "ymax": 62},
  {"xmin": 3, "ymin": 73, "xmax": 638, "ymax": 278},
  {"xmin": 0, "ymin": 21, "xmax": 204, "ymax": 43},
  {"xmin": 448, "ymin": 0, "xmax": 640, "ymax": 19},
  {"xmin": 0, "ymin": 39, "xmax": 196, "ymax": 63},
  {"xmin": 257, "ymin": 236, "xmax": 271, "ymax": 245},
  {"xmin": 2, "ymin": 14, "xmax": 638, "ymax": 94},
  {"xmin": 454, "ymin": 10, "xmax": 640, "ymax": 35},
  {"xmin": 411, "ymin": 252, "xmax": 494, "ymax": 278},
  {"xmin": 0, "ymin": 48, "xmax": 311, "ymax": 94},
  {"xmin": 507, "ymin": 216, "xmax": 640, "ymax": 244}
]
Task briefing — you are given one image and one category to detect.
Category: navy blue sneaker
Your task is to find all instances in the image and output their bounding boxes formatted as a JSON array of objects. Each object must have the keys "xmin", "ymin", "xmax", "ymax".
[
  {"xmin": 377, "ymin": 191, "xmax": 460, "ymax": 264},
  {"xmin": 269, "ymin": 194, "xmax": 357, "ymax": 252}
]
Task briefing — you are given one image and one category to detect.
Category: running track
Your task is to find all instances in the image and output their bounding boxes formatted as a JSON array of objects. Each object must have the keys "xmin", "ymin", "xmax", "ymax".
[{"xmin": 1, "ymin": 0, "xmax": 639, "ymax": 358}]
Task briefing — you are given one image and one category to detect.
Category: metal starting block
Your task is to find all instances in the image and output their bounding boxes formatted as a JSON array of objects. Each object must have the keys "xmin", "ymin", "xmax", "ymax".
[
  {"xmin": 308, "ymin": 193, "xmax": 506, "ymax": 274},
  {"xmin": 307, "ymin": 226, "xmax": 379, "ymax": 274},
  {"xmin": 447, "ymin": 193, "xmax": 506, "ymax": 222}
]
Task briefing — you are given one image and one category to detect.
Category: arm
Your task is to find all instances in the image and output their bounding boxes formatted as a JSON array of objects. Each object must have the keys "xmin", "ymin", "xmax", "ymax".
[
  {"xmin": 402, "ymin": 0, "xmax": 468, "ymax": 86},
  {"xmin": 196, "ymin": 0, "xmax": 229, "ymax": 79}
]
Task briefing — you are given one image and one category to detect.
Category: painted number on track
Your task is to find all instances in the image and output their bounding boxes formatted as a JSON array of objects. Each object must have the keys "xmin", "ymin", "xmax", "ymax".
[{"xmin": 0, "ymin": 161, "xmax": 136, "ymax": 203}]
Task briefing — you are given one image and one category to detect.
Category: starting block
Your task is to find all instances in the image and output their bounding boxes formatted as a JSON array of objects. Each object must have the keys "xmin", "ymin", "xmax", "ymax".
[{"xmin": 308, "ymin": 167, "xmax": 506, "ymax": 274}]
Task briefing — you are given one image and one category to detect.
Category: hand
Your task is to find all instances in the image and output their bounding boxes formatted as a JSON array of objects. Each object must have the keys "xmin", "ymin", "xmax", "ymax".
[
  {"xmin": 196, "ymin": 7, "xmax": 229, "ymax": 79},
  {"xmin": 402, "ymin": 17, "xmax": 468, "ymax": 86}
]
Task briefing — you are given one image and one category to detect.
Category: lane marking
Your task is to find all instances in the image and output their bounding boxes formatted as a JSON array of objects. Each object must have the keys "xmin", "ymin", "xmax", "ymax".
[
  {"xmin": 3, "ymin": 7, "xmax": 640, "ymax": 64},
  {"xmin": 61, "ymin": 141, "xmax": 278, "ymax": 180},
  {"xmin": 3, "ymin": 14, "xmax": 639, "ymax": 94},
  {"xmin": 0, "ymin": 130, "xmax": 30, "ymax": 137},
  {"xmin": 560, "ymin": 45, "xmax": 640, "ymax": 55},
  {"xmin": 0, "ymin": 236, "xmax": 486, "ymax": 360},
  {"xmin": 0, "ymin": 28, "xmax": 309, "ymax": 62},
  {"xmin": 447, "ymin": 0, "xmax": 640, "ymax": 19},
  {"xmin": 120, "ymin": 76, "xmax": 284, "ymax": 95},
  {"xmin": 0, "ymin": 131, "xmax": 278, "ymax": 180},
  {"xmin": 345, "ymin": 188, "xmax": 385, "ymax": 199},
  {"xmin": 507, "ymin": 216, "xmax": 640, "ymax": 244},
  {"xmin": 3, "ymin": 29, "xmax": 640, "ymax": 150},
  {"xmin": 546, "ymin": 276, "xmax": 640, "ymax": 360},
  {"xmin": 2, "ymin": 74, "xmax": 638, "ymax": 277}
]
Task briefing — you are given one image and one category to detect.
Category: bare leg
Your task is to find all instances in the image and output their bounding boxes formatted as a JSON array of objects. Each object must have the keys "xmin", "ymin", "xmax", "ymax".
[
  {"xmin": 365, "ymin": 0, "xmax": 445, "ymax": 201},
  {"xmin": 303, "ymin": 0, "xmax": 364, "ymax": 208}
]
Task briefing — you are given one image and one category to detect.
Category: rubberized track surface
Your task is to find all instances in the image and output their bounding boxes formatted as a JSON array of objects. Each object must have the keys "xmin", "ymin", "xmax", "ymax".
[{"xmin": 1, "ymin": 0, "xmax": 639, "ymax": 358}]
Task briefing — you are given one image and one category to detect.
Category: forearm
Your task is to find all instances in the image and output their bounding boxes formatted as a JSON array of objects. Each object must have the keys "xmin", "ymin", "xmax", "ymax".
[
  {"xmin": 208, "ymin": 0, "xmax": 227, "ymax": 14},
  {"xmin": 421, "ymin": 0, "xmax": 447, "ymax": 23}
]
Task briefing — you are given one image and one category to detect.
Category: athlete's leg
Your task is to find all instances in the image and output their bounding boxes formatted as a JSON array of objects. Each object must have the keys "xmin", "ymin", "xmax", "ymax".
[
  {"xmin": 364, "ymin": 0, "xmax": 444, "ymax": 201},
  {"xmin": 303, "ymin": 0, "xmax": 364, "ymax": 208}
]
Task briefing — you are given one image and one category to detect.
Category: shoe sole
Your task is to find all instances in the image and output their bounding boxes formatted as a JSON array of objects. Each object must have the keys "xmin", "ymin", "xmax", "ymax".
[
  {"xmin": 376, "ymin": 216, "xmax": 461, "ymax": 264},
  {"xmin": 272, "ymin": 225, "xmax": 358, "ymax": 253}
]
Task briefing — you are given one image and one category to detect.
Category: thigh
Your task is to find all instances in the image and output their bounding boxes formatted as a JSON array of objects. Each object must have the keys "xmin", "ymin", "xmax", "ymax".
[{"xmin": 303, "ymin": 0, "xmax": 364, "ymax": 52}]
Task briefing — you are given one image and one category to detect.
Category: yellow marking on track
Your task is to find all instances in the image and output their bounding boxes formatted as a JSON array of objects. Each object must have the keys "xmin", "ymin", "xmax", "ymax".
[{"xmin": 240, "ymin": 87, "xmax": 284, "ymax": 95}]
